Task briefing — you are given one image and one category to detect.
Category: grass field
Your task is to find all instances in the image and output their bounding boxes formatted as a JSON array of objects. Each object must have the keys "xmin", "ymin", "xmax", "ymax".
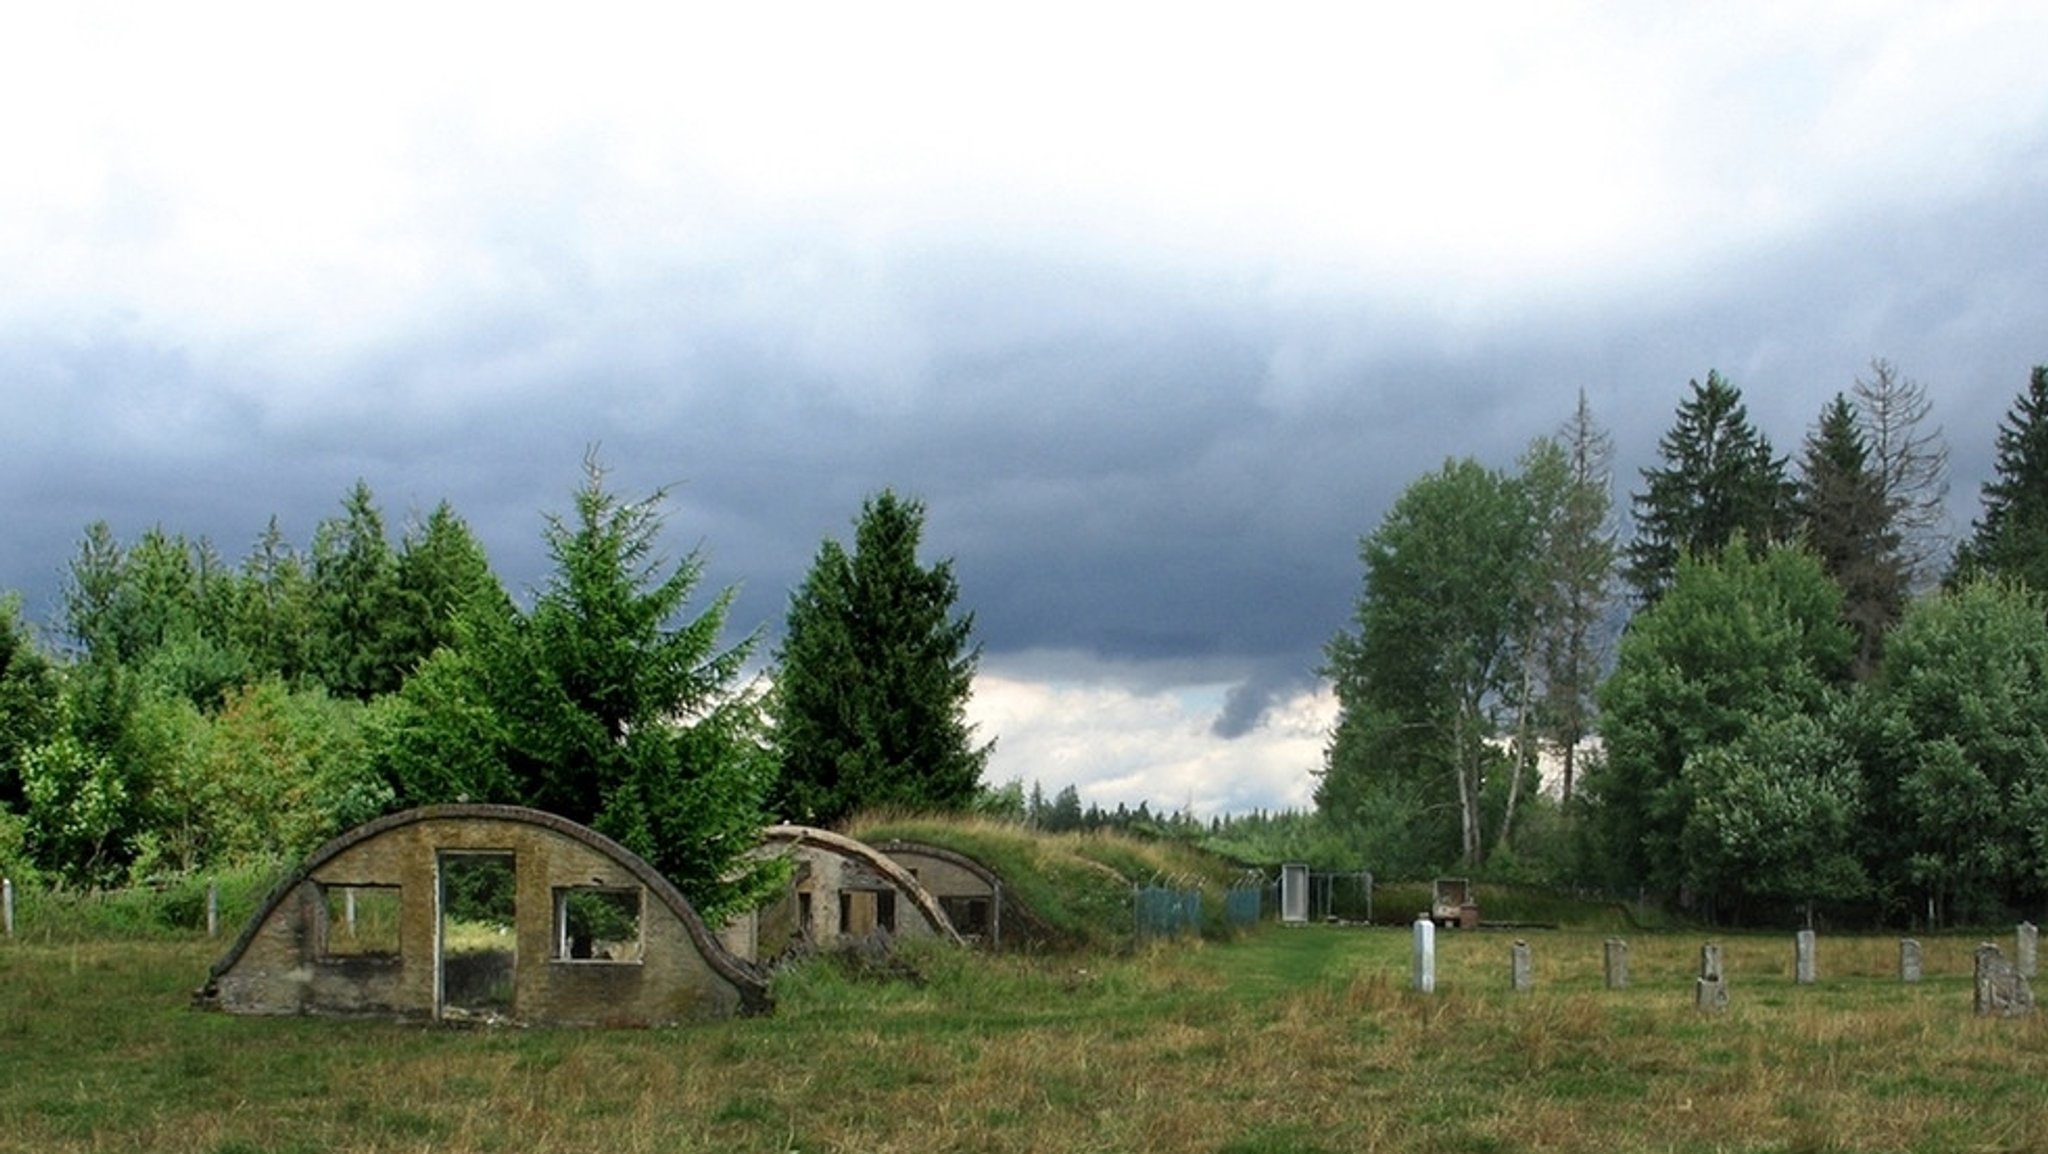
[{"xmin": 3, "ymin": 926, "xmax": 2046, "ymax": 1153}]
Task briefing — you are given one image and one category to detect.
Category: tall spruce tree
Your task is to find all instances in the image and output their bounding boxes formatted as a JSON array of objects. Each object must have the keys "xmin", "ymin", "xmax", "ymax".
[
  {"xmin": 308, "ymin": 481, "xmax": 406, "ymax": 699},
  {"xmin": 1955, "ymin": 366, "xmax": 2048, "ymax": 593},
  {"xmin": 373, "ymin": 454, "xmax": 779, "ymax": 922},
  {"xmin": 1797, "ymin": 393, "xmax": 1904, "ymax": 680},
  {"xmin": 1626, "ymin": 372, "xmax": 1796, "ymax": 605},
  {"xmin": 771, "ymin": 490, "xmax": 990, "ymax": 825}
]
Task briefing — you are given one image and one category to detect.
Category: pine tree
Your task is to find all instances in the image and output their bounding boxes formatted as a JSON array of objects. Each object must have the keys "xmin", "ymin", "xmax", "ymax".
[
  {"xmin": 1626, "ymin": 372, "xmax": 1796, "ymax": 605},
  {"xmin": 1955, "ymin": 366, "xmax": 2048, "ymax": 593},
  {"xmin": 771, "ymin": 490, "xmax": 991, "ymax": 825},
  {"xmin": 1797, "ymin": 393, "xmax": 1904, "ymax": 680}
]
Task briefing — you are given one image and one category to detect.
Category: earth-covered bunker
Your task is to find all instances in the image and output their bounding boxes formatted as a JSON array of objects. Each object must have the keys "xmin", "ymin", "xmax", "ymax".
[
  {"xmin": 721, "ymin": 825, "xmax": 961, "ymax": 964},
  {"xmin": 870, "ymin": 839, "xmax": 1047, "ymax": 950}
]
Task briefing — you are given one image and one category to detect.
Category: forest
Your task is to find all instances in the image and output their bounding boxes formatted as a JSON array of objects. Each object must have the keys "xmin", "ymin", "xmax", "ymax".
[{"xmin": 4, "ymin": 361, "xmax": 2048, "ymax": 927}]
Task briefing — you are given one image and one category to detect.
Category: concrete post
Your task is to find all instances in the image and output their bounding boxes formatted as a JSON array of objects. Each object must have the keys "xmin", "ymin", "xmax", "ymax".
[
  {"xmin": 1795, "ymin": 929, "xmax": 1818, "ymax": 985},
  {"xmin": 1510, "ymin": 939, "xmax": 1532, "ymax": 991},
  {"xmin": 1696, "ymin": 942, "xmax": 1728, "ymax": 1012},
  {"xmin": 1412, "ymin": 916, "xmax": 1436, "ymax": 993},
  {"xmin": 2, "ymin": 877, "xmax": 12, "ymax": 938},
  {"xmin": 206, "ymin": 880, "xmax": 219, "ymax": 938},
  {"xmin": 1975, "ymin": 942, "xmax": 2036, "ymax": 1018},
  {"xmin": 1899, "ymin": 938, "xmax": 1922, "ymax": 983},
  {"xmin": 1604, "ymin": 938, "xmax": 1629, "ymax": 989},
  {"xmin": 2018, "ymin": 921, "xmax": 2039, "ymax": 980}
]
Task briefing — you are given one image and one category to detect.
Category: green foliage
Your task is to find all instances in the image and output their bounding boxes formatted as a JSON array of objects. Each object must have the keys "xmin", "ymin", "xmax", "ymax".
[
  {"xmin": 18, "ymin": 695, "xmax": 142, "ymax": 886},
  {"xmin": 771, "ymin": 490, "xmax": 990, "ymax": 825},
  {"xmin": 1857, "ymin": 578, "xmax": 2048, "ymax": 922},
  {"xmin": 1676, "ymin": 711, "xmax": 1866, "ymax": 916},
  {"xmin": 1798, "ymin": 392, "xmax": 1905, "ymax": 680},
  {"xmin": 141, "ymin": 679, "xmax": 389, "ymax": 876},
  {"xmin": 390, "ymin": 501, "xmax": 506, "ymax": 674},
  {"xmin": 1586, "ymin": 540, "xmax": 1852, "ymax": 901},
  {"xmin": 1626, "ymin": 371, "xmax": 1797, "ymax": 605},
  {"xmin": 230, "ymin": 516, "xmax": 316, "ymax": 684},
  {"xmin": 1322, "ymin": 458, "xmax": 1536, "ymax": 869},
  {"xmin": 0, "ymin": 593, "xmax": 60, "ymax": 811},
  {"xmin": 370, "ymin": 454, "xmax": 778, "ymax": 924},
  {"xmin": 1955, "ymin": 365, "xmax": 2048, "ymax": 592},
  {"xmin": 308, "ymin": 481, "xmax": 408, "ymax": 699}
]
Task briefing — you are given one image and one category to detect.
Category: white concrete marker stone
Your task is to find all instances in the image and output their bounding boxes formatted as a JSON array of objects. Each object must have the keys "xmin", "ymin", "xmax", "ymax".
[{"xmin": 1413, "ymin": 916, "xmax": 1436, "ymax": 993}]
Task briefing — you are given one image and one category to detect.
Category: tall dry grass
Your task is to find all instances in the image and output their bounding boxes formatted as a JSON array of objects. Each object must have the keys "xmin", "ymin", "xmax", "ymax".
[{"xmin": 3, "ymin": 927, "xmax": 2046, "ymax": 1152}]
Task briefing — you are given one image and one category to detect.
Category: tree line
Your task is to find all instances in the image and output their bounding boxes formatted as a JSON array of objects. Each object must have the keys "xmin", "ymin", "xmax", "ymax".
[
  {"xmin": 0, "ymin": 455, "xmax": 988, "ymax": 923},
  {"xmin": 1319, "ymin": 361, "xmax": 2048, "ymax": 925}
]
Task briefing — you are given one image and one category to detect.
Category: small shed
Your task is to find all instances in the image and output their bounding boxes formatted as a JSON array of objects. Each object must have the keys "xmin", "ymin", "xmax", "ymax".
[
  {"xmin": 195, "ymin": 804, "xmax": 769, "ymax": 1026},
  {"xmin": 720, "ymin": 825, "xmax": 961, "ymax": 964}
]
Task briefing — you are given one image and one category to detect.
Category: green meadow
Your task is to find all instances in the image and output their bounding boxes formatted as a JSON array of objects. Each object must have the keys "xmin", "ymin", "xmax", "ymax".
[{"xmin": 4, "ymin": 926, "xmax": 2045, "ymax": 1153}]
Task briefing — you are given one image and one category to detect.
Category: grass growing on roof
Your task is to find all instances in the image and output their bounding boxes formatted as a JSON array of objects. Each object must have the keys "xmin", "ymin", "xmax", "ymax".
[{"xmin": 848, "ymin": 813, "xmax": 1248, "ymax": 948}]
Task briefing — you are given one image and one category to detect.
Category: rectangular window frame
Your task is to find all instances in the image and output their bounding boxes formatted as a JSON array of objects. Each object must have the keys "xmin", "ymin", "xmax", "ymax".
[{"xmin": 551, "ymin": 886, "xmax": 645, "ymax": 965}]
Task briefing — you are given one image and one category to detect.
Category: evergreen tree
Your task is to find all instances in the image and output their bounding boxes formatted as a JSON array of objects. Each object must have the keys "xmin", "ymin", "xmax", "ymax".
[
  {"xmin": 391, "ymin": 501, "xmax": 505, "ymax": 669},
  {"xmin": 1797, "ymin": 393, "xmax": 1905, "ymax": 680},
  {"xmin": 1955, "ymin": 366, "xmax": 2048, "ymax": 593},
  {"xmin": 771, "ymin": 490, "xmax": 991, "ymax": 825},
  {"xmin": 308, "ymin": 481, "xmax": 406, "ymax": 699},
  {"xmin": 1626, "ymin": 372, "xmax": 1796, "ymax": 605},
  {"xmin": 372, "ymin": 454, "xmax": 778, "ymax": 921},
  {"xmin": 233, "ymin": 517, "xmax": 316, "ymax": 684}
]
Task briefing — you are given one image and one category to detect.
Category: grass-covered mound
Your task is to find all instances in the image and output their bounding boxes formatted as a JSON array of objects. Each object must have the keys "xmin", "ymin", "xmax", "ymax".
[{"xmin": 847, "ymin": 814, "xmax": 1253, "ymax": 950}]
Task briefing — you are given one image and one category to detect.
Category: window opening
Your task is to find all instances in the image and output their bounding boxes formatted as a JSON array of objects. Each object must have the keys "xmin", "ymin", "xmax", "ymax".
[
  {"xmin": 553, "ymin": 887, "xmax": 644, "ymax": 962},
  {"xmin": 940, "ymin": 895, "xmax": 991, "ymax": 939},
  {"xmin": 321, "ymin": 884, "xmax": 401, "ymax": 957}
]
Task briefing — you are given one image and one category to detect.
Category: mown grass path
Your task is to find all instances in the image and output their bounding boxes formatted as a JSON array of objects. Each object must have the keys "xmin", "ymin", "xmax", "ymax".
[{"xmin": 3, "ymin": 928, "xmax": 2045, "ymax": 1152}]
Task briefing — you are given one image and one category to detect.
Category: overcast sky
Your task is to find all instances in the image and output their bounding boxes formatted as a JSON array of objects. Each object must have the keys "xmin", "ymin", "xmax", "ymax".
[{"xmin": 5, "ymin": 4, "xmax": 2046, "ymax": 816}]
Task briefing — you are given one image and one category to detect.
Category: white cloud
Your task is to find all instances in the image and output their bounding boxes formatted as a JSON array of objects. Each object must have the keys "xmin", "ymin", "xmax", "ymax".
[{"xmin": 967, "ymin": 652, "xmax": 1336, "ymax": 817}]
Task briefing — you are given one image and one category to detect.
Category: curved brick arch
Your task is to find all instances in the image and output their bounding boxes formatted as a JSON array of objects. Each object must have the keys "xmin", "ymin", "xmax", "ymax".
[
  {"xmin": 869, "ymin": 839, "xmax": 1062, "ymax": 950},
  {"xmin": 199, "ymin": 804, "xmax": 769, "ymax": 1023},
  {"xmin": 759, "ymin": 824, "xmax": 963, "ymax": 946}
]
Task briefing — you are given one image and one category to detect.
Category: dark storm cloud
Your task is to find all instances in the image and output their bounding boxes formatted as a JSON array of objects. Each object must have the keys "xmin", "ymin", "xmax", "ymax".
[{"xmin": 4, "ymin": 154, "xmax": 2046, "ymax": 750}]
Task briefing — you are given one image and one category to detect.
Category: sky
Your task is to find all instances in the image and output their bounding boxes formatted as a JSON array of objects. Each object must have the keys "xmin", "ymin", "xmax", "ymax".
[{"xmin": 5, "ymin": 3, "xmax": 2047, "ymax": 817}]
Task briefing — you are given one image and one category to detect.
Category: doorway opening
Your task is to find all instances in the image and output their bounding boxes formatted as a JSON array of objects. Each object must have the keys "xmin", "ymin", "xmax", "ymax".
[{"xmin": 438, "ymin": 852, "xmax": 516, "ymax": 1021}]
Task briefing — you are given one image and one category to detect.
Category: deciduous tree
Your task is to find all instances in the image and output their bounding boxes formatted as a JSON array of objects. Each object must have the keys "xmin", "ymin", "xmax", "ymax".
[
  {"xmin": 1322, "ymin": 458, "xmax": 1534, "ymax": 869},
  {"xmin": 1857, "ymin": 579, "xmax": 2048, "ymax": 923},
  {"xmin": 1853, "ymin": 358, "xmax": 1951, "ymax": 589},
  {"xmin": 1586, "ymin": 540, "xmax": 1853, "ymax": 902}
]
